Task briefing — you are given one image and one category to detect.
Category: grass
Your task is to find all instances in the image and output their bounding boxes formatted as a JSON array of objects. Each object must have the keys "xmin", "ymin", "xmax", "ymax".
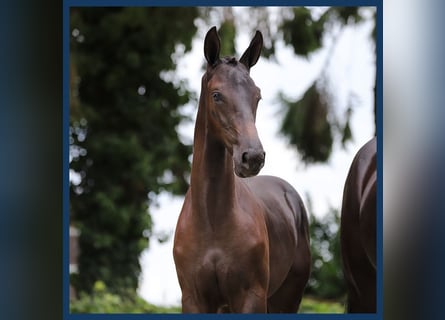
[
  {"xmin": 71, "ymin": 296, "xmax": 343, "ymax": 314},
  {"xmin": 299, "ymin": 296, "xmax": 345, "ymax": 313},
  {"xmin": 143, "ymin": 297, "xmax": 345, "ymax": 314},
  {"xmin": 70, "ymin": 281, "xmax": 344, "ymax": 313}
]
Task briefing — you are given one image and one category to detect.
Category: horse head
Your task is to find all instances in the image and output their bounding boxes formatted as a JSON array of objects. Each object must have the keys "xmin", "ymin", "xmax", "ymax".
[{"xmin": 202, "ymin": 26, "xmax": 265, "ymax": 178}]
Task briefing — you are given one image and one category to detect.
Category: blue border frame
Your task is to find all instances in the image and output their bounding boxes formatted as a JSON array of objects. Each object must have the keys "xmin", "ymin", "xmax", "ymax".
[
  {"xmin": 375, "ymin": 1, "xmax": 383, "ymax": 317},
  {"xmin": 63, "ymin": 0, "xmax": 71, "ymax": 318},
  {"xmin": 65, "ymin": 0, "xmax": 378, "ymax": 6},
  {"xmin": 63, "ymin": 1, "xmax": 383, "ymax": 319}
]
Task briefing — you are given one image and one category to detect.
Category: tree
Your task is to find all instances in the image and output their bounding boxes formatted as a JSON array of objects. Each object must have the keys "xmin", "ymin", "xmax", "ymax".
[
  {"xmin": 305, "ymin": 199, "xmax": 346, "ymax": 300},
  {"xmin": 278, "ymin": 7, "xmax": 376, "ymax": 163},
  {"xmin": 69, "ymin": 7, "xmax": 198, "ymax": 295}
]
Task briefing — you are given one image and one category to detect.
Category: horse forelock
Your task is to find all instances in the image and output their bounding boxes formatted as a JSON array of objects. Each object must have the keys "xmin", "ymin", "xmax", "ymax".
[
  {"xmin": 223, "ymin": 56, "xmax": 238, "ymax": 65},
  {"xmin": 206, "ymin": 56, "xmax": 249, "ymax": 76}
]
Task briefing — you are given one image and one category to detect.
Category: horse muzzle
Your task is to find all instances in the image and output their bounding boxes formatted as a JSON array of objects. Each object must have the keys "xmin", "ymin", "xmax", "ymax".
[{"xmin": 234, "ymin": 147, "xmax": 265, "ymax": 178}]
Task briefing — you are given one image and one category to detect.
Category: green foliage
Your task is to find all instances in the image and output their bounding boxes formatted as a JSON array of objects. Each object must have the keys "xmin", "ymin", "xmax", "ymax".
[
  {"xmin": 70, "ymin": 281, "xmax": 181, "ymax": 313},
  {"xmin": 70, "ymin": 282, "xmax": 342, "ymax": 314},
  {"xmin": 299, "ymin": 297, "xmax": 344, "ymax": 313},
  {"xmin": 280, "ymin": 7, "xmax": 364, "ymax": 58},
  {"xmin": 219, "ymin": 20, "xmax": 236, "ymax": 57},
  {"xmin": 341, "ymin": 107, "xmax": 353, "ymax": 145},
  {"xmin": 278, "ymin": 7, "xmax": 375, "ymax": 164},
  {"xmin": 280, "ymin": 83, "xmax": 333, "ymax": 163},
  {"xmin": 333, "ymin": 7, "xmax": 363, "ymax": 24},
  {"xmin": 69, "ymin": 7, "xmax": 198, "ymax": 295},
  {"xmin": 281, "ymin": 7, "xmax": 325, "ymax": 57},
  {"xmin": 305, "ymin": 202, "xmax": 346, "ymax": 300}
]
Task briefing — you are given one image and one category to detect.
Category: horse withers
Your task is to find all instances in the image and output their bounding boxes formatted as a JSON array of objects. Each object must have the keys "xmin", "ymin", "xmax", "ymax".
[
  {"xmin": 173, "ymin": 27, "xmax": 311, "ymax": 313},
  {"xmin": 340, "ymin": 137, "xmax": 377, "ymax": 312}
]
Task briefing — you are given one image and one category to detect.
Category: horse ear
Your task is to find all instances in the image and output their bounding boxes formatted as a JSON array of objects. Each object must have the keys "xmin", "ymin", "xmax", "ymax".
[
  {"xmin": 204, "ymin": 26, "xmax": 221, "ymax": 67},
  {"xmin": 240, "ymin": 30, "xmax": 263, "ymax": 71}
]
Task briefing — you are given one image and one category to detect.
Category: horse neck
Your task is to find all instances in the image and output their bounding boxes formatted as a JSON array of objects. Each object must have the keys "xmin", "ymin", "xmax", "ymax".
[{"xmin": 190, "ymin": 79, "xmax": 236, "ymax": 226}]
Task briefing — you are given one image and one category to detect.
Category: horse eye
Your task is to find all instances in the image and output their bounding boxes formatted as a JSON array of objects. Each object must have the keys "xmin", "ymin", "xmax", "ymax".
[{"xmin": 212, "ymin": 92, "xmax": 222, "ymax": 102}]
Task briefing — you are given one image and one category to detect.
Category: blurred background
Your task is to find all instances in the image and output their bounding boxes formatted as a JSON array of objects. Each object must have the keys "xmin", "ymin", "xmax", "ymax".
[
  {"xmin": 68, "ymin": 6, "xmax": 376, "ymax": 313},
  {"xmin": 4, "ymin": 1, "xmax": 445, "ymax": 319}
]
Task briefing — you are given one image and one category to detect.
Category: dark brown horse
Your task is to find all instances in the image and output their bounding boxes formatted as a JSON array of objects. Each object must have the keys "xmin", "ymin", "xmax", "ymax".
[
  {"xmin": 340, "ymin": 137, "xmax": 377, "ymax": 313},
  {"xmin": 173, "ymin": 27, "xmax": 311, "ymax": 313}
]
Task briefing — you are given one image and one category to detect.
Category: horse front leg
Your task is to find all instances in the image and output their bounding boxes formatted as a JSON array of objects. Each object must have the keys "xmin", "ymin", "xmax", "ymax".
[
  {"xmin": 229, "ymin": 285, "xmax": 268, "ymax": 313},
  {"xmin": 181, "ymin": 290, "xmax": 221, "ymax": 313},
  {"xmin": 181, "ymin": 294, "xmax": 201, "ymax": 313},
  {"xmin": 227, "ymin": 240, "xmax": 269, "ymax": 313}
]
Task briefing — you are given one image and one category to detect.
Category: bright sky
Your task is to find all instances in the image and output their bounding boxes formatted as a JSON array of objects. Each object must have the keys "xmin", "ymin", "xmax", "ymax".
[{"xmin": 138, "ymin": 8, "xmax": 375, "ymax": 306}]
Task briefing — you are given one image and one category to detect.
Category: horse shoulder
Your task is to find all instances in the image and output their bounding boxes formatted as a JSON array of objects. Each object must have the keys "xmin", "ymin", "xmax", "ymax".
[{"xmin": 173, "ymin": 189, "xmax": 194, "ymax": 260}]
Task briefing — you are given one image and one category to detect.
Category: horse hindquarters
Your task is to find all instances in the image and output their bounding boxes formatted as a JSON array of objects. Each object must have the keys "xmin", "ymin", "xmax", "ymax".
[
  {"xmin": 340, "ymin": 137, "xmax": 377, "ymax": 313},
  {"xmin": 340, "ymin": 183, "xmax": 376, "ymax": 313}
]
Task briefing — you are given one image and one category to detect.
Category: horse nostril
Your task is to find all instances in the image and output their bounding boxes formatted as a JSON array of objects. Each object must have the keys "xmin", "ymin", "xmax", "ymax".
[
  {"xmin": 242, "ymin": 152, "xmax": 249, "ymax": 164},
  {"xmin": 242, "ymin": 150, "xmax": 265, "ymax": 165}
]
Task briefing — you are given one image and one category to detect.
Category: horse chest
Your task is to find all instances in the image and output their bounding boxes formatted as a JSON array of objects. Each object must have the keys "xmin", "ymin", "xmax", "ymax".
[
  {"xmin": 192, "ymin": 242, "xmax": 267, "ymax": 299},
  {"xmin": 192, "ymin": 226, "xmax": 265, "ymax": 263}
]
